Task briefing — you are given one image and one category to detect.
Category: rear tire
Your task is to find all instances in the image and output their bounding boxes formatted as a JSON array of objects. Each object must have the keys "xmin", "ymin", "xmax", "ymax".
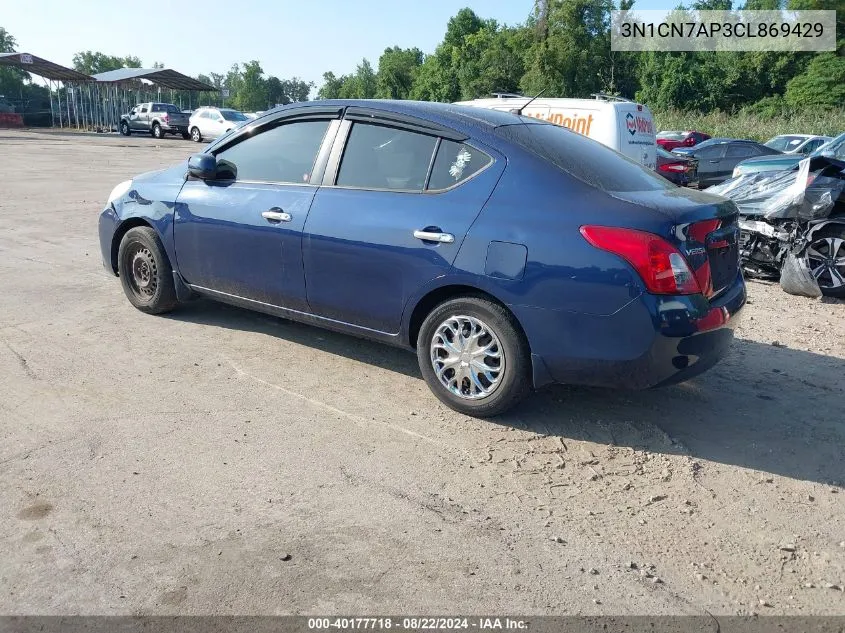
[
  {"xmin": 181, "ymin": 131, "xmax": 191, "ymax": 140},
  {"xmin": 190, "ymin": 127, "xmax": 202, "ymax": 143},
  {"xmin": 117, "ymin": 226, "xmax": 179, "ymax": 314},
  {"xmin": 151, "ymin": 123, "xmax": 164, "ymax": 139},
  {"xmin": 119, "ymin": 121, "xmax": 131, "ymax": 136},
  {"xmin": 417, "ymin": 296, "xmax": 531, "ymax": 417},
  {"xmin": 804, "ymin": 225, "xmax": 845, "ymax": 298}
]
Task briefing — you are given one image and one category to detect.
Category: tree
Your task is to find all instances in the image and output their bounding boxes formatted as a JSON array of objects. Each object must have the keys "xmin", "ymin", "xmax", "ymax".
[
  {"xmin": 233, "ymin": 60, "xmax": 267, "ymax": 111},
  {"xmin": 0, "ymin": 26, "xmax": 16, "ymax": 52},
  {"xmin": 72, "ymin": 51, "xmax": 141, "ymax": 75},
  {"xmin": 376, "ymin": 46, "xmax": 423, "ymax": 99},
  {"xmin": 318, "ymin": 71, "xmax": 347, "ymax": 99},
  {"xmin": 785, "ymin": 53, "xmax": 845, "ymax": 110}
]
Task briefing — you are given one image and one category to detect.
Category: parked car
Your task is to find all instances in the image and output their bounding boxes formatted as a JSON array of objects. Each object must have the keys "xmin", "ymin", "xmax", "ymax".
[
  {"xmin": 98, "ymin": 100, "xmax": 745, "ymax": 417},
  {"xmin": 188, "ymin": 107, "xmax": 251, "ymax": 142},
  {"xmin": 656, "ymin": 130, "xmax": 711, "ymax": 151},
  {"xmin": 120, "ymin": 103, "xmax": 190, "ymax": 139},
  {"xmin": 764, "ymin": 134, "xmax": 832, "ymax": 155},
  {"xmin": 670, "ymin": 137, "xmax": 734, "ymax": 156},
  {"xmin": 733, "ymin": 132, "xmax": 845, "ymax": 177},
  {"xmin": 656, "ymin": 147, "xmax": 698, "ymax": 187},
  {"xmin": 675, "ymin": 139, "xmax": 780, "ymax": 187},
  {"xmin": 458, "ymin": 94, "xmax": 657, "ymax": 169}
]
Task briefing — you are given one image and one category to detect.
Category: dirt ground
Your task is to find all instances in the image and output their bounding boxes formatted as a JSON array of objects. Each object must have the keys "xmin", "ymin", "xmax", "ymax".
[{"xmin": 1, "ymin": 129, "xmax": 844, "ymax": 616}]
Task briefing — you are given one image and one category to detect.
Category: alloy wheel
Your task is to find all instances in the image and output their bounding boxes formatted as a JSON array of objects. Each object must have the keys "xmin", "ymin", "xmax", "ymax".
[{"xmin": 806, "ymin": 236, "xmax": 845, "ymax": 290}]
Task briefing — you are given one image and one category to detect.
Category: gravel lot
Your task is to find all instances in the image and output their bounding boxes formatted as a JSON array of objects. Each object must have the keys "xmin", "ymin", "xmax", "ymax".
[{"xmin": 1, "ymin": 129, "xmax": 844, "ymax": 616}]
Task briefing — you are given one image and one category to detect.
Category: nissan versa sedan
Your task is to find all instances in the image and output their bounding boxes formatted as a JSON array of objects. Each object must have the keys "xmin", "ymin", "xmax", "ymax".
[{"xmin": 98, "ymin": 100, "xmax": 746, "ymax": 417}]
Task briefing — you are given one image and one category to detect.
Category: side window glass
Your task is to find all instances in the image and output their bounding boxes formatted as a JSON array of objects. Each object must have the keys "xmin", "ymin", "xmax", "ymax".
[
  {"xmin": 214, "ymin": 119, "xmax": 330, "ymax": 183},
  {"xmin": 727, "ymin": 145, "xmax": 753, "ymax": 158},
  {"xmin": 140, "ymin": 106, "xmax": 148, "ymax": 114},
  {"xmin": 336, "ymin": 123, "xmax": 437, "ymax": 191},
  {"xmin": 427, "ymin": 140, "xmax": 492, "ymax": 190}
]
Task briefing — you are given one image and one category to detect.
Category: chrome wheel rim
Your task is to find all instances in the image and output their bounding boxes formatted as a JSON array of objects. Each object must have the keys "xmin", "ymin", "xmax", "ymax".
[
  {"xmin": 430, "ymin": 315, "xmax": 505, "ymax": 400},
  {"xmin": 806, "ymin": 236, "xmax": 845, "ymax": 290},
  {"xmin": 126, "ymin": 244, "xmax": 158, "ymax": 300}
]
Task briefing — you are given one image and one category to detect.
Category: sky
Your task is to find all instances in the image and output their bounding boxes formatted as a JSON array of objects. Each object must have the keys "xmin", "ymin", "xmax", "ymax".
[{"xmin": 3, "ymin": 0, "xmax": 672, "ymax": 89}]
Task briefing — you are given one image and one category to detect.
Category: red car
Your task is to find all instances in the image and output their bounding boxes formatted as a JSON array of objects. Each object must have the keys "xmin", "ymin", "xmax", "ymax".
[{"xmin": 656, "ymin": 130, "xmax": 711, "ymax": 151}]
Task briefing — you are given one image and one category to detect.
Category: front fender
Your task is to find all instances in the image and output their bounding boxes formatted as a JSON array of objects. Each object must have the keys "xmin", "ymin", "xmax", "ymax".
[{"xmin": 807, "ymin": 217, "xmax": 845, "ymax": 241}]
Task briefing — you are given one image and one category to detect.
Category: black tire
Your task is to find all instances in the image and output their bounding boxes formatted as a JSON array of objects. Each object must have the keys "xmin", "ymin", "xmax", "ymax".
[
  {"xmin": 416, "ymin": 296, "xmax": 531, "ymax": 417},
  {"xmin": 181, "ymin": 131, "xmax": 191, "ymax": 140},
  {"xmin": 190, "ymin": 126, "xmax": 202, "ymax": 143},
  {"xmin": 804, "ymin": 225, "xmax": 845, "ymax": 298},
  {"xmin": 151, "ymin": 123, "xmax": 164, "ymax": 139},
  {"xmin": 119, "ymin": 121, "xmax": 131, "ymax": 136},
  {"xmin": 117, "ymin": 226, "xmax": 179, "ymax": 314}
]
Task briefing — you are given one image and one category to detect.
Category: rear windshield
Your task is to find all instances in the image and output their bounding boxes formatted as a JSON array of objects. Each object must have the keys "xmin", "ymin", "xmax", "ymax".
[
  {"xmin": 498, "ymin": 122, "xmax": 671, "ymax": 192},
  {"xmin": 153, "ymin": 104, "xmax": 181, "ymax": 114}
]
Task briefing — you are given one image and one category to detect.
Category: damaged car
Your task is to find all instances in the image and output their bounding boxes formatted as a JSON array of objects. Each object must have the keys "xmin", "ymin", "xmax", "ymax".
[{"xmin": 707, "ymin": 155, "xmax": 845, "ymax": 298}]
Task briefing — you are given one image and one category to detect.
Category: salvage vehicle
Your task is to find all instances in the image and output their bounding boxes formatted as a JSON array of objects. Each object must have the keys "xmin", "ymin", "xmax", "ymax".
[
  {"xmin": 764, "ymin": 134, "xmax": 832, "ymax": 155},
  {"xmin": 99, "ymin": 100, "xmax": 745, "ymax": 416},
  {"xmin": 657, "ymin": 130, "xmax": 711, "ymax": 152},
  {"xmin": 656, "ymin": 147, "xmax": 698, "ymax": 187},
  {"xmin": 120, "ymin": 103, "xmax": 190, "ymax": 139},
  {"xmin": 708, "ymin": 156, "xmax": 845, "ymax": 298},
  {"xmin": 673, "ymin": 139, "xmax": 780, "ymax": 188},
  {"xmin": 457, "ymin": 93, "xmax": 657, "ymax": 169},
  {"xmin": 733, "ymin": 132, "xmax": 845, "ymax": 178}
]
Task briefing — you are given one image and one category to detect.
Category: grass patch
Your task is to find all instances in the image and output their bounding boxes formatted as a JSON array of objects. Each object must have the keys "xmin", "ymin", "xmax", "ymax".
[{"xmin": 652, "ymin": 109, "xmax": 845, "ymax": 142}]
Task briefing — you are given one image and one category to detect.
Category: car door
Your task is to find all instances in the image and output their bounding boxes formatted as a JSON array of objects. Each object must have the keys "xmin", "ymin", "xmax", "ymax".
[
  {"xmin": 127, "ymin": 105, "xmax": 142, "ymax": 130},
  {"xmin": 720, "ymin": 144, "xmax": 757, "ymax": 182},
  {"xmin": 137, "ymin": 104, "xmax": 151, "ymax": 131},
  {"xmin": 302, "ymin": 110, "xmax": 503, "ymax": 333},
  {"xmin": 695, "ymin": 145, "xmax": 727, "ymax": 187},
  {"xmin": 173, "ymin": 110, "xmax": 341, "ymax": 311}
]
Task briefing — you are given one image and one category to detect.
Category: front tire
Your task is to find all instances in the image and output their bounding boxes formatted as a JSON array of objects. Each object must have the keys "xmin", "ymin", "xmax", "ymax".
[
  {"xmin": 119, "ymin": 121, "xmax": 131, "ymax": 136},
  {"xmin": 117, "ymin": 226, "xmax": 179, "ymax": 314},
  {"xmin": 151, "ymin": 123, "xmax": 164, "ymax": 139},
  {"xmin": 190, "ymin": 127, "xmax": 202, "ymax": 143},
  {"xmin": 417, "ymin": 296, "xmax": 531, "ymax": 417},
  {"xmin": 804, "ymin": 226, "xmax": 845, "ymax": 298}
]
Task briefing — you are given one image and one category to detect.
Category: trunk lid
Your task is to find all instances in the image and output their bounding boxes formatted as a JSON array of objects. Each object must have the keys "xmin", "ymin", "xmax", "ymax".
[{"xmin": 610, "ymin": 188, "xmax": 741, "ymax": 298}]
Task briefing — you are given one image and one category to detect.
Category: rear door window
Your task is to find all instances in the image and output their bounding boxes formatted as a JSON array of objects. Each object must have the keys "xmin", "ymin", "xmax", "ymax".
[
  {"xmin": 726, "ymin": 145, "xmax": 754, "ymax": 159},
  {"xmin": 427, "ymin": 140, "xmax": 491, "ymax": 190},
  {"xmin": 336, "ymin": 123, "xmax": 437, "ymax": 191},
  {"xmin": 497, "ymin": 122, "xmax": 672, "ymax": 192}
]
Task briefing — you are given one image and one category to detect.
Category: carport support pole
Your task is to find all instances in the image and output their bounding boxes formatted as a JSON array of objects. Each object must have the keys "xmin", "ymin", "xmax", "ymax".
[
  {"xmin": 48, "ymin": 79, "xmax": 56, "ymax": 128},
  {"xmin": 65, "ymin": 83, "xmax": 71, "ymax": 130},
  {"xmin": 56, "ymin": 84, "xmax": 63, "ymax": 128}
]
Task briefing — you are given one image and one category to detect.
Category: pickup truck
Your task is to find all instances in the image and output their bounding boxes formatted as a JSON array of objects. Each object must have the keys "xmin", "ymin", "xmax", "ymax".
[{"xmin": 119, "ymin": 103, "xmax": 191, "ymax": 139}]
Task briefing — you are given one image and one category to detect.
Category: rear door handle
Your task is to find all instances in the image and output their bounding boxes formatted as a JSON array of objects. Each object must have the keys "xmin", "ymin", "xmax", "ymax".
[
  {"xmin": 413, "ymin": 230, "xmax": 455, "ymax": 244},
  {"xmin": 262, "ymin": 209, "xmax": 292, "ymax": 223}
]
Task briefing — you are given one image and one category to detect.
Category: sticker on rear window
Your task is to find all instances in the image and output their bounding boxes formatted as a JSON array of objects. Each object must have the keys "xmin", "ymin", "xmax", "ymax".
[{"xmin": 449, "ymin": 148, "xmax": 472, "ymax": 181}]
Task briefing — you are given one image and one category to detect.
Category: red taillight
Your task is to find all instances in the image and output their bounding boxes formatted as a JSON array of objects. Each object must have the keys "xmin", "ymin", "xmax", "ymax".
[
  {"xmin": 580, "ymin": 225, "xmax": 701, "ymax": 295},
  {"xmin": 659, "ymin": 162, "xmax": 688, "ymax": 173}
]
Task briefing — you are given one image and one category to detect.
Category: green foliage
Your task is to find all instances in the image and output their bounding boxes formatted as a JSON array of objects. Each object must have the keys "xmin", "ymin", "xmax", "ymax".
[
  {"xmin": 654, "ymin": 108, "xmax": 845, "ymax": 140},
  {"xmin": 376, "ymin": 47, "xmax": 423, "ymax": 99},
  {"xmin": 72, "ymin": 51, "xmax": 141, "ymax": 75},
  {"xmin": 784, "ymin": 53, "xmax": 845, "ymax": 110},
  {"xmin": 232, "ymin": 60, "xmax": 268, "ymax": 111}
]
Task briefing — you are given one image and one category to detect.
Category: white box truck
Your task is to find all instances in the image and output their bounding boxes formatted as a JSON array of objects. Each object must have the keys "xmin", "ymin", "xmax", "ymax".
[{"xmin": 455, "ymin": 94, "xmax": 657, "ymax": 170}]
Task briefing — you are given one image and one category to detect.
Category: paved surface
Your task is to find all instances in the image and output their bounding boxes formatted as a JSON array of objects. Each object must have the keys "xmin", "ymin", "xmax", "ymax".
[{"xmin": 1, "ymin": 129, "xmax": 844, "ymax": 615}]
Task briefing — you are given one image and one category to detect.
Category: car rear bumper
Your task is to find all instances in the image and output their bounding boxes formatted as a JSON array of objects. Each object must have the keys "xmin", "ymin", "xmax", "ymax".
[{"xmin": 516, "ymin": 272, "xmax": 746, "ymax": 390}]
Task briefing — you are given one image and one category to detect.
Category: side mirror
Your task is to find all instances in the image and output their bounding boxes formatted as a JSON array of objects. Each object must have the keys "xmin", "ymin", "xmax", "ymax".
[{"xmin": 188, "ymin": 153, "xmax": 217, "ymax": 180}]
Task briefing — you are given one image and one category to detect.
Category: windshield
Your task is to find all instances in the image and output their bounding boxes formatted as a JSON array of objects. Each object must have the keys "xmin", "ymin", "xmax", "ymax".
[
  {"xmin": 765, "ymin": 135, "xmax": 805, "ymax": 152},
  {"xmin": 657, "ymin": 131, "xmax": 685, "ymax": 140},
  {"xmin": 221, "ymin": 110, "xmax": 248, "ymax": 122},
  {"xmin": 499, "ymin": 122, "xmax": 672, "ymax": 192}
]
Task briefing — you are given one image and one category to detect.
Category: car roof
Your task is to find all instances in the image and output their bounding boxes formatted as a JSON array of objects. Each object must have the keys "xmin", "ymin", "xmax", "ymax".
[{"xmin": 259, "ymin": 99, "xmax": 537, "ymax": 133}]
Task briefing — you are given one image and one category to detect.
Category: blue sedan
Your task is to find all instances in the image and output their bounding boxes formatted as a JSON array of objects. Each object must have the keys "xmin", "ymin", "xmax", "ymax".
[{"xmin": 98, "ymin": 100, "xmax": 746, "ymax": 416}]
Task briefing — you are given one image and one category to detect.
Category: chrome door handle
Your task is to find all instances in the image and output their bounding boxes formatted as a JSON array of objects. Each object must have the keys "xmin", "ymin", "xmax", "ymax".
[
  {"xmin": 413, "ymin": 230, "xmax": 454, "ymax": 244},
  {"xmin": 262, "ymin": 209, "xmax": 291, "ymax": 223}
]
